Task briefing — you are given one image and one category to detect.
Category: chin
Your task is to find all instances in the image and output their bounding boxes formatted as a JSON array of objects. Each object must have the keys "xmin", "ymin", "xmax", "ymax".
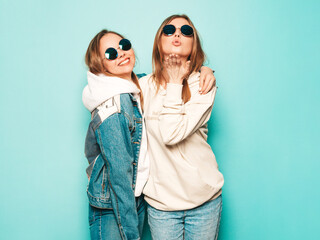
[{"xmin": 169, "ymin": 48, "xmax": 190, "ymax": 57}]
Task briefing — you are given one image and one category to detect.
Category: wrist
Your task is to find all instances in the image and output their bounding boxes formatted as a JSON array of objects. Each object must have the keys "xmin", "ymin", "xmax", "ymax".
[{"xmin": 200, "ymin": 66, "xmax": 215, "ymax": 73}]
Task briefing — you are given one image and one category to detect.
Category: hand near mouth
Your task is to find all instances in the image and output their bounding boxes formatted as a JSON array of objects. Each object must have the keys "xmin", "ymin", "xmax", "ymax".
[{"xmin": 163, "ymin": 54, "xmax": 190, "ymax": 85}]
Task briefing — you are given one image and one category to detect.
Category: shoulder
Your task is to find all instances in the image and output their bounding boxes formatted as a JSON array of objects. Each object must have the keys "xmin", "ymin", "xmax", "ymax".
[
  {"xmin": 187, "ymin": 72, "xmax": 217, "ymax": 102},
  {"xmin": 187, "ymin": 72, "xmax": 202, "ymax": 96},
  {"xmin": 138, "ymin": 73, "xmax": 153, "ymax": 89},
  {"xmin": 93, "ymin": 95, "xmax": 121, "ymax": 123},
  {"xmin": 119, "ymin": 93, "xmax": 135, "ymax": 112},
  {"xmin": 138, "ymin": 74, "xmax": 156, "ymax": 98},
  {"xmin": 187, "ymin": 72, "xmax": 200, "ymax": 88}
]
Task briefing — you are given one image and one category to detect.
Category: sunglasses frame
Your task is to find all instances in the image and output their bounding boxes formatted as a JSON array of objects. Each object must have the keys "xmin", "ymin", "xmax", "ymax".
[
  {"xmin": 104, "ymin": 39, "xmax": 132, "ymax": 60},
  {"xmin": 162, "ymin": 24, "xmax": 194, "ymax": 37}
]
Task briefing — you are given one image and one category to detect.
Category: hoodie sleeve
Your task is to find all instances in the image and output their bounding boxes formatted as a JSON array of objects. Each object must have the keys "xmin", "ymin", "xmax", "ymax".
[
  {"xmin": 95, "ymin": 112, "xmax": 140, "ymax": 240},
  {"xmin": 159, "ymin": 81, "xmax": 217, "ymax": 146}
]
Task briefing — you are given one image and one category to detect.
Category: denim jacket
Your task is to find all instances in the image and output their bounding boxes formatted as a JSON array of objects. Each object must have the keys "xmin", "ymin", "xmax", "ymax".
[{"xmin": 84, "ymin": 93, "xmax": 143, "ymax": 240}]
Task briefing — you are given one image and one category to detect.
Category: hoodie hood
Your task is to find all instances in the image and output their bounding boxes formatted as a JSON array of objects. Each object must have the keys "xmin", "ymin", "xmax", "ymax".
[{"xmin": 82, "ymin": 71, "xmax": 140, "ymax": 112}]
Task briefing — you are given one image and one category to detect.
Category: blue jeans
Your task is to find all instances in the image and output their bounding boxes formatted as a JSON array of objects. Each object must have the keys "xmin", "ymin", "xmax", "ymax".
[
  {"xmin": 147, "ymin": 195, "xmax": 222, "ymax": 240},
  {"xmin": 89, "ymin": 195, "xmax": 146, "ymax": 240}
]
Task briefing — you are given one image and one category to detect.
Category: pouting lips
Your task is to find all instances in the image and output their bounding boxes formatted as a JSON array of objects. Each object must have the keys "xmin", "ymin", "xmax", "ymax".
[{"xmin": 172, "ymin": 40, "xmax": 181, "ymax": 46}]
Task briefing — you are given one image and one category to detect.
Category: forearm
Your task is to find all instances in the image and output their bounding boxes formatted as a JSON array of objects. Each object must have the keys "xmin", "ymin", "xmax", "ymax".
[{"xmin": 159, "ymin": 83, "xmax": 216, "ymax": 145}]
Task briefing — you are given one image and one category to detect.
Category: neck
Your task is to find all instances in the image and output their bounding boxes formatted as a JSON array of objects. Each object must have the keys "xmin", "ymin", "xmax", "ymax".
[{"xmin": 114, "ymin": 71, "xmax": 132, "ymax": 81}]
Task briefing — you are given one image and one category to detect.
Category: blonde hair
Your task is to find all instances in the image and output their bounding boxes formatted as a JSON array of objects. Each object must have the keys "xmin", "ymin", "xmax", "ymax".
[
  {"xmin": 152, "ymin": 14, "xmax": 205, "ymax": 103},
  {"xmin": 85, "ymin": 29, "xmax": 143, "ymax": 109}
]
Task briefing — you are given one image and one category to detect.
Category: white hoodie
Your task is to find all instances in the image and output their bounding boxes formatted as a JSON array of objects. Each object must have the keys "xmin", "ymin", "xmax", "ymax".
[
  {"xmin": 82, "ymin": 71, "xmax": 149, "ymax": 197},
  {"xmin": 82, "ymin": 71, "xmax": 140, "ymax": 112}
]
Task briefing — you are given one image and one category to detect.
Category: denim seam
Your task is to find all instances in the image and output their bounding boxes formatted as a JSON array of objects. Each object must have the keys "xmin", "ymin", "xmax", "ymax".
[
  {"xmin": 183, "ymin": 211, "xmax": 186, "ymax": 239},
  {"xmin": 87, "ymin": 191, "xmax": 111, "ymax": 202},
  {"xmin": 99, "ymin": 209, "xmax": 102, "ymax": 240},
  {"xmin": 101, "ymin": 166, "xmax": 106, "ymax": 196},
  {"xmin": 132, "ymin": 115, "xmax": 142, "ymax": 190},
  {"xmin": 214, "ymin": 199, "xmax": 223, "ymax": 240},
  {"xmin": 122, "ymin": 111, "xmax": 133, "ymax": 130}
]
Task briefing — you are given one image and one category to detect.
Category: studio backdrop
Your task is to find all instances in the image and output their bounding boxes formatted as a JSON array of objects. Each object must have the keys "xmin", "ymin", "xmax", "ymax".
[{"xmin": 0, "ymin": 0, "xmax": 319, "ymax": 239}]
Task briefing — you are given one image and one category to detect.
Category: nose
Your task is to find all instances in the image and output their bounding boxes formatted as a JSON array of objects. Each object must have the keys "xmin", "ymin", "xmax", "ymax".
[
  {"xmin": 174, "ymin": 28, "xmax": 181, "ymax": 37},
  {"xmin": 117, "ymin": 49, "xmax": 125, "ymax": 58}
]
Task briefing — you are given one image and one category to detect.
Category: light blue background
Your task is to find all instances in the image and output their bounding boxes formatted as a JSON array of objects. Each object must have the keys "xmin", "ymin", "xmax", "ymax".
[{"xmin": 0, "ymin": 0, "xmax": 319, "ymax": 239}]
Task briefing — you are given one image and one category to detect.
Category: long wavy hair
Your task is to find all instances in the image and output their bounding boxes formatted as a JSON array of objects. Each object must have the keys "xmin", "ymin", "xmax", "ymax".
[
  {"xmin": 152, "ymin": 14, "xmax": 206, "ymax": 103},
  {"xmin": 85, "ymin": 29, "xmax": 143, "ymax": 108}
]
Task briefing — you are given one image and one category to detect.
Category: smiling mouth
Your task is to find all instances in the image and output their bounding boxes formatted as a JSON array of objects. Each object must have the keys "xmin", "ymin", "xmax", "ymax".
[{"xmin": 119, "ymin": 58, "xmax": 130, "ymax": 66}]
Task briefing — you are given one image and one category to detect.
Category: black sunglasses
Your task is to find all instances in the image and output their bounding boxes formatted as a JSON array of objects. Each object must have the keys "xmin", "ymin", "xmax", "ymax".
[
  {"xmin": 104, "ymin": 39, "xmax": 132, "ymax": 60},
  {"xmin": 162, "ymin": 24, "xmax": 194, "ymax": 37}
]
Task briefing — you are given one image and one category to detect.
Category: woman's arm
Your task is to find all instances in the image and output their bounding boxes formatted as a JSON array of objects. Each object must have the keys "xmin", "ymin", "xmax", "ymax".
[
  {"xmin": 159, "ymin": 82, "xmax": 217, "ymax": 145},
  {"xmin": 96, "ymin": 112, "xmax": 140, "ymax": 240},
  {"xmin": 163, "ymin": 54, "xmax": 216, "ymax": 94},
  {"xmin": 199, "ymin": 66, "xmax": 216, "ymax": 94},
  {"xmin": 159, "ymin": 55, "xmax": 217, "ymax": 145}
]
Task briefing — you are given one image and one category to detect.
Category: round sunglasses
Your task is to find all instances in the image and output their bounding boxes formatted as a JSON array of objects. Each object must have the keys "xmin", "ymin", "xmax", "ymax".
[
  {"xmin": 105, "ymin": 39, "xmax": 132, "ymax": 60},
  {"xmin": 162, "ymin": 24, "xmax": 194, "ymax": 37}
]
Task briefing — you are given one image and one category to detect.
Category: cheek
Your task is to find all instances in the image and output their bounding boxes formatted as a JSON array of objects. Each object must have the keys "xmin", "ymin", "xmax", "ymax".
[
  {"xmin": 102, "ymin": 60, "xmax": 108, "ymax": 70},
  {"xmin": 185, "ymin": 39, "xmax": 193, "ymax": 54},
  {"xmin": 129, "ymin": 49, "xmax": 135, "ymax": 65},
  {"xmin": 103, "ymin": 60, "xmax": 116, "ymax": 73},
  {"xmin": 160, "ymin": 37, "xmax": 171, "ymax": 52}
]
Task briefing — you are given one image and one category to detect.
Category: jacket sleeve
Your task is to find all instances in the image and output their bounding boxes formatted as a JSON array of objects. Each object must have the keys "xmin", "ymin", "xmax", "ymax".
[
  {"xmin": 95, "ymin": 112, "xmax": 140, "ymax": 240},
  {"xmin": 159, "ymin": 83, "xmax": 217, "ymax": 145}
]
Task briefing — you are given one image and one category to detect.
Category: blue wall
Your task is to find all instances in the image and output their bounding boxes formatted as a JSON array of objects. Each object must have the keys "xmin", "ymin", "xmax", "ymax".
[{"xmin": 0, "ymin": 0, "xmax": 319, "ymax": 239}]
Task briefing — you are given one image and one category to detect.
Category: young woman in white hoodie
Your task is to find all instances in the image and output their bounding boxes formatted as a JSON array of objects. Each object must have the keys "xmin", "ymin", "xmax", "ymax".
[
  {"xmin": 82, "ymin": 29, "xmax": 216, "ymax": 240},
  {"xmin": 140, "ymin": 14, "xmax": 224, "ymax": 240}
]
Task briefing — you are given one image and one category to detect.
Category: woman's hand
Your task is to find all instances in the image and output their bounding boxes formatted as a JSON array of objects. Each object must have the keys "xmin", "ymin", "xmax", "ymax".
[
  {"xmin": 199, "ymin": 66, "xmax": 216, "ymax": 94},
  {"xmin": 163, "ymin": 54, "xmax": 190, "ymax": 84}
]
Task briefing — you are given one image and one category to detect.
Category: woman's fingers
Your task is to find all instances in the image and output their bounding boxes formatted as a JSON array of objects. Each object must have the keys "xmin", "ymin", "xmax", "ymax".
[
  {"xmin": 164, "ymin": 54, "xmax": 186, "ymax": 69},
  {"xmin": 176, "ymin": 56, "xmax": 181, "ymax": 65},
  {"xmin": 164, "ymin": 56, "xmax": 169, "ymax": 68},
  {"xmin": 201, "ymin": 75, "xmax": 216, "ymax": 95},
  {"xmin": 199, "ymin": 71, "xmax": 205, "ymax": 93},
  {"xmin": 199, "ymin": 66, "xmax": 216, "ymax": 94},
  {"xmin": 171, "ymin": 54, "xmax": 177, "ymax": 66},
  {"xmin": 201, "ymin": 76, "xmax": 210, "ymax": 94}
]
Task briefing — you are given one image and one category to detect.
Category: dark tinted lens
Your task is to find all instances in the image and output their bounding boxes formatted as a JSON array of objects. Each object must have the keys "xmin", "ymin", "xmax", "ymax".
[
  {"xmin": 119, "ymin": 39, "xmax": 131, "ymax": 51},
  {"xmin": 163, "ymin": 24, "xmax": 176, "ymax": 35},
  {"xmin": 105, "ymin": 48, "xmax": 118, "ymax": 60},
  {"xmin": 181, "ymin": 25, "xmax": 193, "ymax": 36}
]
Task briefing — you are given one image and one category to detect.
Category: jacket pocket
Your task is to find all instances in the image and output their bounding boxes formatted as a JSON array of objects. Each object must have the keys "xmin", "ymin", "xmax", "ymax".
[{"xmin": 87, "ymin": 155, "xmax": 112, "ymax": 208}]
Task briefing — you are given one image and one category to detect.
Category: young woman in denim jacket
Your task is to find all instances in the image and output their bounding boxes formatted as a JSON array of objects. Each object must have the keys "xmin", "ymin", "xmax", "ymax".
[
  {"xmin": 83, "ymin": 30, "xmax": 148, "ymax": 240},
  {"xmin": 82, "ymin": 29, "xmax": 216, "ymax": 240},
  {"xmin": 140, "ymin": 15, "xmax": 224, "ymax": 240}
]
